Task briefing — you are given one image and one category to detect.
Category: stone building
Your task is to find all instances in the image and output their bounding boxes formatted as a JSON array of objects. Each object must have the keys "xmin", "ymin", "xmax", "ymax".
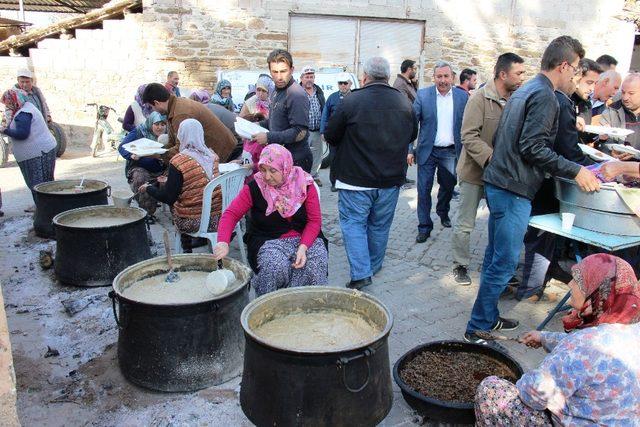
[{"xmin": 0, "ymin": 0, "xmax": 636, "ymax": 148}]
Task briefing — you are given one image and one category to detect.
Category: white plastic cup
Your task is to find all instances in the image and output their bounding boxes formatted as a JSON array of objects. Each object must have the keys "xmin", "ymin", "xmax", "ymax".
[{"xmin": 561, "ymin": 212, "xmax": 575, "ymax": 231}]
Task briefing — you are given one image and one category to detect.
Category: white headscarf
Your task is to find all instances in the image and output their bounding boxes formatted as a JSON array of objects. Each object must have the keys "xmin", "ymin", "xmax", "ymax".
[{"xmin": 177, "ymin": 119, "xmax": 217, "ymax": 179}]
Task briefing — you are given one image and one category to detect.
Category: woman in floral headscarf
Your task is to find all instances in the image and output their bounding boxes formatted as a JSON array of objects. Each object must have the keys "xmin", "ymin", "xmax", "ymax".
[
  {"xmin": 213, "ymin": 144, "xmax": 328, "ymax": 296},
  {"xmin": 475, "ymin": 254, "xmax": 640, "ymax": 426},
  {"xmin": 140, "ymin": 119, "xmax": 222, "ymax": 252},
  {"xmin": 210, "ymin": 79, "xmax": 235, "ymax": 112},
  {"xmin": 240, "ymin": 75, "xmax": 274, "ymax": 121},
  {"xmin": 240, "ymin": 75, "xmax": 275, "ymax": 176},
  {"xmin": 118, "ymin": 111, "xmax": 167, "ymax": 219},
  {"xmin": 1, "ymin": 88, "xmax": 56, "ymax": 205},
  {"xmin": 122, "ymin": 84, "xmax": 153, "ymax": 132}
]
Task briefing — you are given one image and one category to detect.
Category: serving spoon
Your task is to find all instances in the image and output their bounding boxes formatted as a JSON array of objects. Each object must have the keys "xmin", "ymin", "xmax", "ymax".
[{"xmin": 474, "ymin": 331, "xmax": 523, "ymax": 343}]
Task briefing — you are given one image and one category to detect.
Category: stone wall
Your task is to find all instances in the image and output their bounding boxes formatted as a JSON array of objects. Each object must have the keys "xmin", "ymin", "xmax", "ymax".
[
  {"xmin": 0, "ymin": 0, "xmax": 635, "ymax": 149},
  {"xmin": 144, "ymin": 0, "xmax": 635, "ymax": 87}
]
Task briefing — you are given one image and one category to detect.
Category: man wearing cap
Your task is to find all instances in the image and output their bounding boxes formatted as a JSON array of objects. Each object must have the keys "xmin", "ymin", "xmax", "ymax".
[
  {"xmin": 300, "ymin": 65, "xmax": 326, "ymax": 185},
  {"xmin": 7, "ymin": 69, "xmax": 51, "ymax": 124},
  {"xmin": 321, "ymin": 72, "xmax": 352, "ymax": 192}
]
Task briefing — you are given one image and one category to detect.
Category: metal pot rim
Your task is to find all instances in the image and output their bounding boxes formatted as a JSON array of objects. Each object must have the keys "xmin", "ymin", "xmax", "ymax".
[
  {"xmin": 112, "ymin": 254, "xmax": 251, "ymax": 307},
  {"xmin": 34, "ymin": 179, "xmax": 109, "ymax": 195},
  {"xmin": 392, "ymin": 340, "xmax": 524, "ymax": 410},
  {"xmin": 52, "ymin": 205, "xmax": 146, "ymax": 229},
  {"xmin": 240, "ymin": 286, "xmax": 394, "ymax": 354}
]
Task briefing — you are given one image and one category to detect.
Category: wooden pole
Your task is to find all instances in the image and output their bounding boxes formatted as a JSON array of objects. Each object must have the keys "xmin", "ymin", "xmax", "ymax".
[{"xmin": 18, "ymin": 0, "xmax": 26, "ymax": 22}]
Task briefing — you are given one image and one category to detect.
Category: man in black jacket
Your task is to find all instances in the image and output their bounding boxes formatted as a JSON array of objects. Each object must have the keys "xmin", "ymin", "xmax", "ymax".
[
  {"xmin": 253, "ymin": 49, "xmax": 312, "ymax": 172},
  {"xmin": 516, "ymin": 58, "xmax": 601, "ymax": 303},
  {"xmin": 325, "ymin": 57, "xmax": 418, "ymax": 290},
  {"xmin": 464, "ymin": 36, "xmax": 601, "ymax": 344}
]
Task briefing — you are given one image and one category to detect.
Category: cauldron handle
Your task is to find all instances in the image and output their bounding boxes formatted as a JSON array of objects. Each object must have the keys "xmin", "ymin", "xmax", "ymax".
[
  {"xmin": 337, "ymin": 347, "xmax": 374, "ymax": 393},
  {"xmin": 106, "ymin": 185, "xmax": 112, "ymax": 197},
  {"xmin": 108, "ymin": 290, "xmax": 124, "ymax": 329}
]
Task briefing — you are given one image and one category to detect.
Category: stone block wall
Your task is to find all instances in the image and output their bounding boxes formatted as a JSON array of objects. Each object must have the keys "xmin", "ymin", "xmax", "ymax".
[
  {"xmin": 0, "ymin": 13, "xmax": 147, "ymax": 146},
  {"xmin": 143, "ymin": 0, "xmax": 634, "ymax": 87}
]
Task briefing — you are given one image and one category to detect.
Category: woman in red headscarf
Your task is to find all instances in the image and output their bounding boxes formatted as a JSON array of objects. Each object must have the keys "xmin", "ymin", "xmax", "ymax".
[
  {"xmin": 475, "ymin": 254, "xmax": 640, "ymax": 426},
  {"xmin": 213, "ymin": 144, "xmax": 328, "ymax": 296}
]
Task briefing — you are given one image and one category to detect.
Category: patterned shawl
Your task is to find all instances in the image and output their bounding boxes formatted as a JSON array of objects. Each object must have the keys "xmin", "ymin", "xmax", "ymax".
[
  {"xmin": 211, "ymin": 79, "xmax": 233, "ymax": 109},
  {"xmin": 1, "ymin": 88, "xmax": 29, "ymax": 123},
  {"xmin": 135, "ymin": 84, "xmax": 153, "ymax": 117},
  {"xmin": 253, "ymin": 144, "xmax": 314, "ymax": 218},
  {"xmin": 563, "ymin": 253, "xmax": 640, "ymax": 331},
  {"xmin": 136, "ymin": 111, "xmax": 166, "ymax": 141}
]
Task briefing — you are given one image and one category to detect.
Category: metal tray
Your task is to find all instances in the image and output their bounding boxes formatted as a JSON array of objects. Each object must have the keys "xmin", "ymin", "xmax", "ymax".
[
  {"xmin": 555, "ymin": 177, "xmax": 633, "ymax": 215},
  {"xmin": 559, "ymin": 202, "xmax": 640, "ymax": 236}
]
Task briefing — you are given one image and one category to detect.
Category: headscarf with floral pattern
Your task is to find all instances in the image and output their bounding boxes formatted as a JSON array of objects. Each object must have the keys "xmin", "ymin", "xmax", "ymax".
[
  {"xmin": 253, "ymin": 144, "xmax": 314, "ymax": 218},
  {"xmin": 563, "ymin": 253, "xmax": 640, "ymax": 331}
]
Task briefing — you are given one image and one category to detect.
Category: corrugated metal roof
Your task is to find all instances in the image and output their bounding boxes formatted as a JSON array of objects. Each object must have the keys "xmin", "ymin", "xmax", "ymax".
[{"xmin": 0, "ymin": 0, "xmax": 110, "ymax": 14}]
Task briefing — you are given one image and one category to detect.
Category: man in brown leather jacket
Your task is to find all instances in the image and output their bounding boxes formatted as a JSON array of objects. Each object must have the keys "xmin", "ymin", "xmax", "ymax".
[{"xmin": 142, "ymin": 83, "xmax": 236, "ymax": 162}]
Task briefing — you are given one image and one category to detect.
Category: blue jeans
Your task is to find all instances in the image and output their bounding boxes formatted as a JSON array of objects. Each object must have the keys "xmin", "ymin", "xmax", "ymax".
[
  {"xmin": 338, "ymin": 187, "xmax": 400, "ymax": 281},
  {"xmin": 417, "ymin": 146, "xmax": 457, "ymax": 234},
  {"xmin": 466, "ymin": 183, "xmax": 531, "ymax": 333}
]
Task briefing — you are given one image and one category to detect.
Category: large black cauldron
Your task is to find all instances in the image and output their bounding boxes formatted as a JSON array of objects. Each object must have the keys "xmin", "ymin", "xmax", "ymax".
[
  {"xmin": 53, "ymin": 205, "xmax": 150, "ymax": 286},
  {"xmin": 33, "ymin": 179, "xmax": 110, "ymax": 239},
  {"xmin": 240, "ymin": 287, "xmax": 394, "ymax": 427},
  {"xmin": 393, "ymin": 340, "xmax": 524, "ymax": 425},
  {"xmin": 110, "ymin": 255, "xmax": 252, "ymax": 391}
]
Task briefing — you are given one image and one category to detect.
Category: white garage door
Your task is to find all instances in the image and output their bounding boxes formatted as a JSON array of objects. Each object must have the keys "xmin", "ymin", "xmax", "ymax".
[
  {"xmin": 289, "ymin": 16, "xmax": 358, "ymax": 70},
  {"xmin": 289, "ymin": 15, "xmax": 424, "ymax": 77},
  {"xmin": 358, "ymin": 20, "xmax": 424, "ymax": 77}
]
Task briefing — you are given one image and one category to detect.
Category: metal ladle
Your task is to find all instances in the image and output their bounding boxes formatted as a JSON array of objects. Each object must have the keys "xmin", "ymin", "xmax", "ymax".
[
  {"xmin": 205, "ymin": 259, "xmax": 232, "ymax": 294},
  {"xmin": 474, "ymin": 331, "xmax": 523, "ymax": 343},
  {"xmin": 74, "ymin": 176, "xmax": 85, "ymax": 193},
  {"xmin": 162, "ymin": 231, "xmax": 179, "ymax": 283}
]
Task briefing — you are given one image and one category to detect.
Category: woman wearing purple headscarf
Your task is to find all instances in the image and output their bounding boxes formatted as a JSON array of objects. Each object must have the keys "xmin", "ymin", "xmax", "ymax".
[
  {"xmin": 189, "ymin": 89, "xmax": 211, "ymax": 104},
  {"xmin": 122, "ymin": 84, "xmax": 153, "ymax": 132}
]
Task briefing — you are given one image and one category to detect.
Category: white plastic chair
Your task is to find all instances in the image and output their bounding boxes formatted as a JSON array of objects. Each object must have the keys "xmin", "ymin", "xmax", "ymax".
[{"xmin": 174, "ymin": 167, "xmax": 250, "ymax": 263}]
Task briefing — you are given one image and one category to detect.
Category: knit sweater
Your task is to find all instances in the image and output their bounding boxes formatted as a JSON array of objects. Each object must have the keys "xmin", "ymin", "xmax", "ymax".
[{"xmin": 5, "ymin": 102, "xmax": 56, "ymax": 162}]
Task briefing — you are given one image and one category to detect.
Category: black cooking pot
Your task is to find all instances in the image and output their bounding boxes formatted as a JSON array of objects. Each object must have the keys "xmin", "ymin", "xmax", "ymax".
[
  {"xmin": 240, "ymin": 287, "xmax": 394, "ymax": 427},
  {"xmin": 53, "ymin": 205, "xmax": 151, "ymax": 286},
  {"xmin": 110, "ymin": 255, "xmax": 252, "ymax": 392},
  {"xmin": 393, "ymin": 340, "xmax": 524, "ymax": 425},
  {"xmin": 33, "ymin": 179, "xmax": 110, "ymax": 239}
]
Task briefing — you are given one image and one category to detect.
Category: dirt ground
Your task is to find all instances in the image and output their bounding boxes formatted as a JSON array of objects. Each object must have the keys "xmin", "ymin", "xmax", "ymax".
[
  {"xmin": 1, "ymin": 148, "xmax": 254, "ymax": 426},
  {"xmin": 1, "ymin": 215, "xmax": 253, "ymax": 426}
]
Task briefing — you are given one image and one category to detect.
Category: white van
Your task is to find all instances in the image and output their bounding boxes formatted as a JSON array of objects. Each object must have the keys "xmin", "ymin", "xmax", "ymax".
[
  {"xmin": 217, "ymin": 68, "xmax": 359, "ymax": 167},
  {"xmin": 218, "ymin": 68, "xmax": 359, "ymax": 111}
]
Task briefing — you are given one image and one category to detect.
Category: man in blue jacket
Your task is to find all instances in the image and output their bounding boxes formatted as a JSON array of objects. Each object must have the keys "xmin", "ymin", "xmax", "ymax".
[
  {"xmin": 320, "ymin": 72, "xmax": 353, "ymax": 192},
  {"xmin": 413, "ymin": 61, "xmax": 468, "ymax": 243}
]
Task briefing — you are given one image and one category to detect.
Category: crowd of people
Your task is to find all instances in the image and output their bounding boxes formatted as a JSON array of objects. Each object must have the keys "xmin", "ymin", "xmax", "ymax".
[{"xmin": 1, "ymin": 34, "xmax": 640, "ymax": 424}]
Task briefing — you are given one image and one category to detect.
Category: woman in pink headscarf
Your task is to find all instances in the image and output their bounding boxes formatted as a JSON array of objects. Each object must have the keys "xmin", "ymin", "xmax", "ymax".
[{"xmin": 213, "ymin": 144, "xmax": 328, "ymax": 296}]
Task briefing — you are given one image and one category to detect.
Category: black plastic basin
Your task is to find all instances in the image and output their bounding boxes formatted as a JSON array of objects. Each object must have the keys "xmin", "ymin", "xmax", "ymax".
[{"xmin": 393, "ymin": 340, "xmax": 524, "ymax": 425}]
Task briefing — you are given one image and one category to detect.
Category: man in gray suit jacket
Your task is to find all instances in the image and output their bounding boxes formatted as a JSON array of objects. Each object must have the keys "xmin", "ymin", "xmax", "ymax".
[{"xmin": 412, "ymin": 61, "xmax": 468, "ymax": 243}]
